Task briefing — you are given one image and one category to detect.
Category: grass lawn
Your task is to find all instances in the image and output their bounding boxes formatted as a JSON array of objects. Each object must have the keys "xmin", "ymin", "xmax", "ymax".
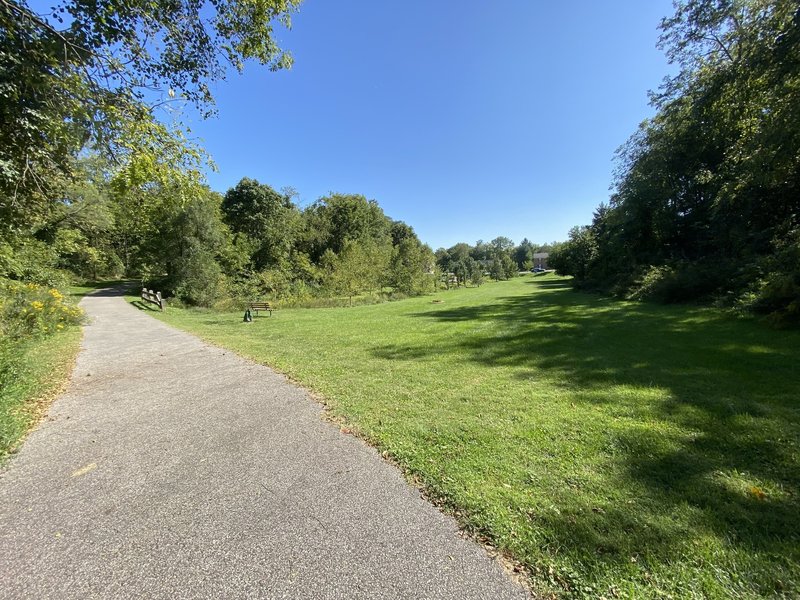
[
  {"xmin": 138, "ymin": 274, "xmax": 799, "ymax": 598},
  {"xmin": 0, "ymin": 326, "xmax": 82, "ymax": 462}
]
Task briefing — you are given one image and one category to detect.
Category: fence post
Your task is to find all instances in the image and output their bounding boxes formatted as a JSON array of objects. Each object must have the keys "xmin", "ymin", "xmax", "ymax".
[{"xmin": 140, "ymin": 288, "xmax": 165, "ymax": 311}]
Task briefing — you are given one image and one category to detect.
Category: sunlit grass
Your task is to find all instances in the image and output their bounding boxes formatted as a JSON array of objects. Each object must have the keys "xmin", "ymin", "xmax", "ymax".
[
  {"xmin": 0, "ymin": 327, "xmax": 82, "ymax": 461},
  {"xmin": 140, "ymin": 274, "xmax": 800, "ymax": 598},
  {"xmin": 0, "ymin": 280, "xmax": 98, "ymax": 461}
]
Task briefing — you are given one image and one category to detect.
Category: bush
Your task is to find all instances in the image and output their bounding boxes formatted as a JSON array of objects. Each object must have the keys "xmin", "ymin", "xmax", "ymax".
[
  {"xmin": 0, "ymin": 239, "xmax": 71, "ymax": 289},
  {"xmin": 626, "ymin": 265, "xmax": 677, "ymax": 302},
  {"xmin": 626, "ymin": 261, "xmax": 736, "ymax": 304},
  {"xmin": 0, "ymin": 279, "xmax": 83, "ymax": 341},
  {"xmin": 748, "ymin": 230, "xmax": 800, "ymax": 326}
]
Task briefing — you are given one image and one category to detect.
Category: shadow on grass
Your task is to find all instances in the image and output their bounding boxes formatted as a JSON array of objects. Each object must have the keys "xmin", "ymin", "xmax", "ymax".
[
  {"xmin": 371, "ymin": 279, "xmax": 800, "ymax": 570},
  {"xmin": 130, "ymin": 300, "xmax": 161, "ymax": 312}
]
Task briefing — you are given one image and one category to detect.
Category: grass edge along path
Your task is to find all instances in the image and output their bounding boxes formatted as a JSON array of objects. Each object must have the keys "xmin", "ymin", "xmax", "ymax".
[
  {"xmin": 0, "ymin": 326, "xmax": 82, "ymax": 462},
  {"xmin": 0, "ymin": 281, "xmax": 112, "ymax": 462},
  {"xmin": 134, "ymin": 275, "xmax": 800, "ymax": 599}
]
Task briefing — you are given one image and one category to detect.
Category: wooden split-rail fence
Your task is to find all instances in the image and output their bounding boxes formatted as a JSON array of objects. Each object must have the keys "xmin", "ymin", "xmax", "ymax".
[{"xmin": 141, "ymin": 288, "xmax": 165, "ymax": 311}]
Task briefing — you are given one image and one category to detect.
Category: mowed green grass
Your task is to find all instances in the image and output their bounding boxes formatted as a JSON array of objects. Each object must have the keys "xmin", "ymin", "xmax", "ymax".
[
  {"xmin": 0, "ymin": 326, "xmax": 82, "ymax": 461},
  {"xmin": 143, "ymin": 275, "xmax": 799, "ymax": 598}
]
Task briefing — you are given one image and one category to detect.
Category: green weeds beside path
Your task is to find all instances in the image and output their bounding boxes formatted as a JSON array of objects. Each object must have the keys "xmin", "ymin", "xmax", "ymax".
[{"xmin": 0, "ymin": 280, "xmax": 113, "ymax": 461}]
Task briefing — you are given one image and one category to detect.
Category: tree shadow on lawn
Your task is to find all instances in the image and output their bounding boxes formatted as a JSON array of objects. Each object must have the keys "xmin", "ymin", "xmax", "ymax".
[{"xmin": 371, "ymin": 281, "xmax": 800, "ymax": 575}]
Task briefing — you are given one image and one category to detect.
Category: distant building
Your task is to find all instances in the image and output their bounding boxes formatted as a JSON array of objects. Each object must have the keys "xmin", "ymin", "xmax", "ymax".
[{"xmin": 532, "ymin": 252, "xmax": 549, "ymax": 269}]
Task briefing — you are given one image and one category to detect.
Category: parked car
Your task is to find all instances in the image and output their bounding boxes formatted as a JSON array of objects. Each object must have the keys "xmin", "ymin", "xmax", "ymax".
[{"xmin": 531, "ymin": 267, "xmax": 546, "ymax": 273}]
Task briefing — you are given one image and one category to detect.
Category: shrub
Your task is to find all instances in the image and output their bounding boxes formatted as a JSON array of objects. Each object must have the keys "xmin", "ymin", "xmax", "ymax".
[
  {"xmin": 0, "ymin": 279, "xmax": 83, "ymax": 341},
  {"xmin": 748, "ymin": 230, "xmax": 800, "ymax": 326},
  {"xmin": 626, "ymin": 265, "xmax": 677, "ymax": 302},
  {"xmin": 627, "ymin": 261, "xmax": 736, "ymax": 304},
  {"xmin": 0, "ymin": 239, "xmax": 71, "ymax": 289}
]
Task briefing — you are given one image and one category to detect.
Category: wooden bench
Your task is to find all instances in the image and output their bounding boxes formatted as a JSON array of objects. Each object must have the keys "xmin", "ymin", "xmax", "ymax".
[{"xmin": 247, "ymin": 301, "xmax": 276, "ymax": 317}]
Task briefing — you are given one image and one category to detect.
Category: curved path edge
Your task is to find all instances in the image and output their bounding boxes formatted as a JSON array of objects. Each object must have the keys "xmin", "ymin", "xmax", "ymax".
[{"xmin": 0, "ymin": 287, "xmax": 530, "ymax": 600}]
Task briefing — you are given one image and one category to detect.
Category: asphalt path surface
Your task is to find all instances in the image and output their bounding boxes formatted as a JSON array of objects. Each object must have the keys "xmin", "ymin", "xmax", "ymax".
[{"xmin": 1, "ymin": 288, "xmax": 529, "ymax": 599}]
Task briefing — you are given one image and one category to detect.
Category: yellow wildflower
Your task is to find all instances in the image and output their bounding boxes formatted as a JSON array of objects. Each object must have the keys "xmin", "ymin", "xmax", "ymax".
[{"xmin": 31, "ymin": 301, "xmax": 44, "ymax": 310}]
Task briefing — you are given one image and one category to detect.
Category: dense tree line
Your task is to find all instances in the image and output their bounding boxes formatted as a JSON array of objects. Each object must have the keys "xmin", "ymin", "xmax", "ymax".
[
  {"xmin": 0, "ymin": 0, "xmax": 425, "ymax": 309},
  {"xmin": 551, "ymin": 0, "xmax": 800, "ymax": 324},
  {"xmin": 1, "ymin": 0, "xmax": 302, "ymax": 313},
  {"xmin": 2, "ymin": 163, "xmax": 441, "ymax": 306},
  {"xmin": 221, "ymin": 181, "xmax": 438, "ymax": 305}
]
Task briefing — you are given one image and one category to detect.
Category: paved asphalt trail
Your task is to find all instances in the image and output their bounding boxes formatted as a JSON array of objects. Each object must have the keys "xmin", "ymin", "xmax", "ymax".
[{"xmin": 1, "ymin": 288, "xmax": 529, "ymax": 599}]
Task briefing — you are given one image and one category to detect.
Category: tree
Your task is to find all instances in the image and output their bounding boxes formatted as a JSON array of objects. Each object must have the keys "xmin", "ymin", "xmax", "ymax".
[
  {"xmin": 222, "ymin": 178, "xmax": 299, "ymax": 269},
  {"xmin": 163, "ymin": 189, "xmax": 229, "ymax": 306},
  {"xmin": 389, "ymin": 238, "xmax": 434, "ymax": 295},
  {"xmin": 490, "ymin": 236, "xmax": 514, "ymax": 255},
  {"xmin": 489, "ymin": 258, "xmax": 504, "ymax": 281},
  {"xmin": 448, "ymin": 242, "xmax": 472, "ymax": 264},
  {"xmin": 471, "ymin": 240, "xmax": 490, "ymax": 262},
  {"xmin": 323, "ymin": 240, "xmax": 378, "ymax": 306},
  {"xmin": 549, "ymin": 226, "xmax": 597, "ymax": 283},
  {"xmin": 514, "ymin": 238, "xmax": 535, "ymax": 270},
  {"xmin": 390, "ymin": 220, "xmax": 416, "ymax": 246},
  {"xmin": 466, "ymin": 257, "xmax": 484, "ymax": 286},
  {"xmin": 452, "ymin": 260, "xmax": 468, "ymax": 287},
  {"xmin": 501, "ymin": 253, "xmax": 517, "ymax": 279},
  {"xmin": 0, "ymin": 0, "xmax": 301, "ymax": 232},
  {"xmin": 555, "ymin": 0, "xmax": 800, "ymax": 317},
  {"xmin": 301, "ymin": 194, "xmax": 391, "ymax": 261}
]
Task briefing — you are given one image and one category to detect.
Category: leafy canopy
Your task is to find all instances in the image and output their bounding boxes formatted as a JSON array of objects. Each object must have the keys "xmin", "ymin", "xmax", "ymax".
[{"xmin": 0, "ymin": 0, "xmax": 301, "ymax": 231}]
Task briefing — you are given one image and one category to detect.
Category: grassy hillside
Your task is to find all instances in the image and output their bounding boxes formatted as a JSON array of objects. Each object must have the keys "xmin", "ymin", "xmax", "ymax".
[{"xmin": 141, "ymin": 274, "xmax": 800, "ymax": 598}]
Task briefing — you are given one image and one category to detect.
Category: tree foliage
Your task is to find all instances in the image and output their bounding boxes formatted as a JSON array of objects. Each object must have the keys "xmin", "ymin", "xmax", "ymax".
[
  {"xmin": 222, "ymin": 178, "xmax": 299, "ymax": 269},
  {"xmin": 554, "ymin": 0, "xmax": 800, "ymax": 322},
  {"xmin": 0, "ymin": 0, "xmax": 300, "ymax": 232},
  {"xmin": 301, "ymin": 193, "xmax": 391, "ymax": 261}
]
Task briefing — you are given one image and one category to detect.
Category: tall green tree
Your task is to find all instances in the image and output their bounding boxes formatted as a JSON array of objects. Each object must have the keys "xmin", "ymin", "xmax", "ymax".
[
  {"xmin": 222, "ymin": 178, "xmax": 299, "ymax": 269},
  {"xmin": 0, "ymin": 0, "xmax": 300, "ymax": 233},
  {"xmin": 557, "ymin": 0, "xmax": 800, "ymax": 319},
  {"xmin": 323, "ymin": 240, "xmax": 379, "ymax": 306},
  {"xmin": 514, "ymin": 238, "xmax": 535, "ymax": 270},
  {"xmin": 166, "ymin": 191, "xmax": 229, "ymax": 306},
  {"xmin": 301, "ymin": 194, "xmax": 391, "ymax": 261},
  {"xmin": 389, "ymin": 239, "xmax": 433, "ymax": 295}
]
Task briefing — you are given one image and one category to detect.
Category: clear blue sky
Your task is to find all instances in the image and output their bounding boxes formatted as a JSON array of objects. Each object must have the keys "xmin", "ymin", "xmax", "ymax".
[{"xmin": 188, "ymin": 0, "xmax": 676, "ymax": 250}]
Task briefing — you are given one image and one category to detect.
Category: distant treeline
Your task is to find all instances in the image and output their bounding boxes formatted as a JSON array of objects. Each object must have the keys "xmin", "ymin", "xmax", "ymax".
[
  {"xmin": 2, "ymin": 165, "xmax": 438, "ymax": 307},
  {"xmin": 0, "ymin": 162, "xmax": 545, "ymax": 308},
  {"xmin": 433, "ymin": 239, "xmax": 555, "ymax": 288},
  {"xmin": 550, "ymin": 0, "xmax": 800, "ymax": 325}
]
